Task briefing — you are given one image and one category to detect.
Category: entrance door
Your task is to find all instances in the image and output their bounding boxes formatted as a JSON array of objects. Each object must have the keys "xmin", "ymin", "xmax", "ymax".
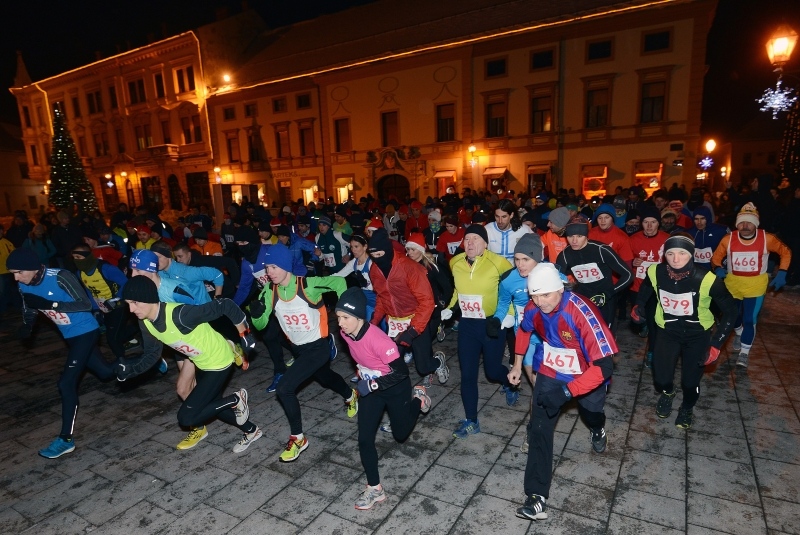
[{"xmin": 377, "ymin": 174, "xmax": 410, "ymax": 202}]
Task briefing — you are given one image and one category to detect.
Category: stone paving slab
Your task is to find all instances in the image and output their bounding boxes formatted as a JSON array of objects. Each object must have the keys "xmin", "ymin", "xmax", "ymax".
[{"xmin": 1, "ymin": 289, "xmax": 799, "ymax": 534}]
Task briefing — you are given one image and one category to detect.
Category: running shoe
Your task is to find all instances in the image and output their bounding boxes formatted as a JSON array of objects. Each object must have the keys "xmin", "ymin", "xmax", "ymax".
[
  {"xmin": 233, "ymin": 388, "xmax": 249, "ymax": 425},
  {"xmin": 379, "ymin": 421, "xmax": 392, "ymax": 433},
  {"xmin": 656, "ymin": 389, "xmax": 677, "ymax": 418},
  {"xmin": 503, "ymin": 385, "xmax": 520, "ymax": 407},
  {"xmin": 516, "ymin": 494, "xmax": 547, "ymax": 521},
  {"xmin": 434, "ymin": 351, "xmax": 449, "ymax": 384},
  {"xmin": 421, "ymin": 373, "xmax": 433, "ymax": 388},
  {"xmin": 233, "ymin": 427, "xmax": 262, "ymax": 453},
  {"xmin": 436, "ymin": 324, "xmax": 446, "ymax": 342},
  {"xmin": 39, "ymin": 437, "xmax": 75, "ymax": 459},
  {"xmin": 732, "ymin": 334, "xmax": 741, "ymax": 351},
  {"xmin": 736, "ymin": 352, "xmax": 749, "ymax": 368},
  {"xmin": 355, "ymin": 485, "xmax": 386, "ymax": 510},
  {"xmin": 176, "ymin": 426, "xmax": 207, "ymax": 450},
  {"xmin": 645, "ymin": 351, "xmax": 653, "ymax": 369},
  {"xmin": 286, "ymin": 356, "xmax": 295, "ymax": 367},
  {"xmin": 520, "ymin": 433, "xmax": 529, "ymax": 454},
  {"xmin": 157, "ymin": 358, "xmax": 168, "ymax": 374},
  {"xmin": 345, "ymin": 389, "xmax": 359, "ymax": 418},
  {"xmin": 266, "ymin": 373, "xmax": 283, "ymax": 394},
  {"xmin": 280, "ymin": 435, "xmax": 309, "ymax": 462},
  {"xmin": 453, "ymin": 419, "xmax": 480, "ymax": 439},
  {"xmin": 329, "ymin": 335, "xmax": 338, "ymax": 361},
  {"xmin": 451, "ymin": 320, "xmax": 459, "ymax": 332},
  {"xmin": 413, "ymin": 386, "xmax": 432, "ymax": 413},
  {"xmin": 675, "ymin": 407, "xmax": 693, "ymax": 430},
  {"xmin": 590, "ymin": 428, "xmax": 607, "ymax": 453}
]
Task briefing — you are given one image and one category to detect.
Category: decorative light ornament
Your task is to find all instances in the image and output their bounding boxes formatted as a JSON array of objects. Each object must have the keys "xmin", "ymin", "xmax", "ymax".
[
  {"xmin": 758, "ymin": 79, "xmax": 797, "ymax": 119},
  {"xmin": 699, "ymin": 156, "xmax": 714, "ymax": 170}
]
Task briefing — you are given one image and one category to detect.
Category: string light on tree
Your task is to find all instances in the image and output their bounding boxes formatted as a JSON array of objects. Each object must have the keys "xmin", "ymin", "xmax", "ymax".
[
  {"xmin": 47, "ymin": 107, "xmax": 99, "ymax": 213},
  {"xmin": 757, "ymin": 79, "xmax": 798, "ymax": 119}
]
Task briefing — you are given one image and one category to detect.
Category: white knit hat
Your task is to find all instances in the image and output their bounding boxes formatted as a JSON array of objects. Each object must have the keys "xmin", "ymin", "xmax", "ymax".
[
  {"xmin": 736, "ymin": 202, "xmax": 759, "ymax": 228},
  {"xmin": 527, "ymin": 263, "xmax": 565, "ymax": 295}
]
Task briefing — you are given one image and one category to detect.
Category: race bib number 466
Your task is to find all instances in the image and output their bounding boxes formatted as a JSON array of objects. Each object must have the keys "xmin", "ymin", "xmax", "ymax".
[{"xmin": 732, "ymin": 251, "xmax": 759, "ymax": 273}]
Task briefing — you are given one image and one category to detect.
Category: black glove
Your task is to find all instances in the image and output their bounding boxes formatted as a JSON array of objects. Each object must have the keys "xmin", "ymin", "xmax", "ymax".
[
  {"xmin": 353, "ymin": 271, "xmax": 369, "ymax": 288},
  {"xmin": 116, "ymin": 353, "xmax": 160, "ymax": 381},
  {"xmin": 17, "ymin": 323, "xmax": 33, "ymax": 340},
  {"xmin": 357, "ymin": 379, "xmax": 379, "ymax": 397},
  {"xmin": 395, "ymin": 326, "xmax": 419, "ymax": 347},
  {"xmin": 589, "ymin": 293, "xmax": 606, "ymax": 308},
  {"xmin": 537, "ymin": 384, "xmax": 572, "ymax": 418},
  {"xmin": 630, "ymin": 305, "xmax": 645, "ymax": 324},
  {"xmin": 24, "ymin": 294, "xmax": 55, "ymax": 309},
  {"xmin": 249, "ymin": 299, "xmax": 266, "ymax": 319},
  {"xmin": 485, "ymin": 317, "xmax": 501, "ymax": 338},
  {"xmin": 240, "ymin": 329, "xmax": 257, "ymax": 354}
]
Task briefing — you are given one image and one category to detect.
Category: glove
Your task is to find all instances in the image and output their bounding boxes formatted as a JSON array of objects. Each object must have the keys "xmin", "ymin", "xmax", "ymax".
[
  {"xmin": 701, "ymin": 346, "xmax": 720, "ymax": 367},
  {"xmin": 537, "ymin": 384, "xmax": 572, "ymax": 418},
  {"xmin": 440, "ymin": 308, "xmax": 453, "ymax": 321},
  {"xmin": 501, "ymin": 315, "xmax": 515, "ymax": 329},
  {"xmin": 240, "ymin": 329, "xmax": 258, "ymax": 354},
  {"xmin": 353, "ymin": 271, "xmax": 369, "ymax": 288},
  {"xmin": 24, "ymin": 294, "xmax": 55, "ymax": 309},
  {"xmin": 714, "ymin": 268, "xmax": 727, "ymax": 279},
  {"xmin": 769, "ymin": 271, "xmax": 787, "ymax": 291},
  {"xmin": 485, "ymin": 317, "xmax": 501, "ymax": 338},
  {"xmin": 17, "ymin": 323, "xmax": 33, "ymax": 340},
  {"xmin": 115, "ymin": 352, "xmax": 160, "ymax": 381},
  {"xmin": 248, "ymin": 299, "xmax": 267, "ymax": 319},
  {"xmin": 356, "ymin": 379, "xmax": 379, "ymax": 397},
  {"xmin": 589, "ymin": 293, "xmax": 606, "ymax": 307},
  {"xmin": 630, "ymin": 305, "xmax": 645, "ymax": 324},
  {"xmin": 395, "ymin": 326, "xmax": 419, "ymax": 347}
]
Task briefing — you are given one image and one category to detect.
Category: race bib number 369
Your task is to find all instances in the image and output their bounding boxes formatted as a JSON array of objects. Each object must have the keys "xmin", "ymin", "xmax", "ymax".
[{"xmin": 458, "ymin": 294, "xmax": 485, "ymax": 319}]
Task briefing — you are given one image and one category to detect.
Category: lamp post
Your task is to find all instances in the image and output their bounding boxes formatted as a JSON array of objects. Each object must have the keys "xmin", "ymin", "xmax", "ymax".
[{"xmin": 761, "ymin": 24, "xmax": 800, "ymax": 184}]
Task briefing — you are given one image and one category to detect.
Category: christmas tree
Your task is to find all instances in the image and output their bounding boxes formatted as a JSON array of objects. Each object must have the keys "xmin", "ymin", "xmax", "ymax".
[
  {"xmin": 780, "ymin": 97, "xmax": 800, "ymax": 185},
  {"xmin": 47, "ymin": 107, "xmax": 99, "ymax": 213}
]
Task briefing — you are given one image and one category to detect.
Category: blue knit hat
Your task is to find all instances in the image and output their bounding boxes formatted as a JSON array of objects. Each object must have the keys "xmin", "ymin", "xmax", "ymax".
[
  {"xmin": 129, "ymin": 249, "xmax": 159, "ymax": 273},
  {"xmin": 265, "ymin": 243, "xmax": 293, "ymax": 272}
]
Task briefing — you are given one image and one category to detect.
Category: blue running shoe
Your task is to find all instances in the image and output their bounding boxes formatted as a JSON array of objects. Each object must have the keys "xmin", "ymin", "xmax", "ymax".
[
  {"xmin": 158, "ymin": 358, "xmax": 168, "ymax": 374},
  {"xmin": 645, "ymin": 351, "xmax": 653, "ymax": 369},
  {"xmin": 503, "ymin": 385, "xmax": 520, "ymax": 407},
  {"xmin": 267, "ymin": 373, "xmax": 283, "ymax": 393},
  {"xmin": 329, "ymin": 335, "xmax": 338, "ymax": 361},
  {"xmin": 39, "ymin": 437, "xmax": 75, "ymax": 459},
  {"xmin": 453, "ymin": 419, "xmax": 480, "ymax": 439},
  {"xmin": 451, "ymin": 320, "xmax": 459, "ymax": 332}
]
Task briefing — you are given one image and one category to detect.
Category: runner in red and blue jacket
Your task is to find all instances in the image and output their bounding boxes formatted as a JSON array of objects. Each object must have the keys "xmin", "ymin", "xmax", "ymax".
[{"xmin": 508, "ymin": 262, "xmax": 617, "ymax": 523}]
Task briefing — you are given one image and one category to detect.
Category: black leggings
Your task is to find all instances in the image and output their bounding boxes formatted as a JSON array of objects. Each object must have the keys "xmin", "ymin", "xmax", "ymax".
[
  {"xmin": 408, "ymin": 317, "xmax": 437, "ymax": 377},
  {"xmin": 357, "ymin": 377, "xmax": 422, "ymax": 486},
  {"xmin": 653, "ymin": 328, "xmax": 710, "ymax": 410},
  {"xmin": 260, "ymin": 313, "xmax": 298, "ymax": 373},
  {"xmin": 176, "ymin": 365, "xmax": 255, "ymax": 433},
  {"xmin": 59, "ymin": 330, "xmax": 116, "ymax": 437},
  {"xmin": 276, "ymin": 337, "xmax": 352, "ymax": 435},
  {"xmin": 104, "ymin": 304, "xmax": 140, "ymax": 362}
]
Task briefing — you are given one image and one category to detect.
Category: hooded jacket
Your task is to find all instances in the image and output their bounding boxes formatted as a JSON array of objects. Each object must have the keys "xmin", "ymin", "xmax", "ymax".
[{"xmin": 688, "ymin": 206, "xmax": 728, "ymax": 265}]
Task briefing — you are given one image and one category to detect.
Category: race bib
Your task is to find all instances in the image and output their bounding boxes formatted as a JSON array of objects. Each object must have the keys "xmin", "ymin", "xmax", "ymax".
[
  {"xmin": 253, "ymin": 268, "xmax": 270, "ymax": 287},
  {"xmin": 458, "ymin": 294, "xmax": 485, "ymax": 319},
  {"xmin": 387, "ymin": 315, "xmax": 412, "ymax": 338},
  {"xmin": 167, "ymin": 340, "xmax": 202, "ymax": 357},
  {"xmin": 571, "ymin": 262, "xmax": 603, "ymax": 283},
  {"xmin": 731, "ymin": 251, "xmax": 758, "ymax": 273},
  {"xmin": 96, "ymin": 298, "xmax": 111, "ymax": 314},
  {"xmin": 447, "ymin": 241, "xmax": 461, "ymax": 255},
  {"xmin": 694, "ymin": 247, "xmax": 712, "ymax": 263},
  {"xmin": 659, "ymin": 289, "xmax": 694, "ymax": 316},
  {"xmin": 322, "ymin": 252, "xmax": 336, "ymax": 267},
  {"xmin": 43, "ymin": 309, "xmax": 71, "ymax": 325},
  {"xmin": 280, "ymin": 305, "xmax": 312, "ymax": 333},
  {"xmin": 635, "ymin": 261, "xmax": 657, "ymax": 280},
  {"xmin": 543, "ymin": 342, "xmax": 582, "ymax": 375},
  {"xmin": 357, "ymin": 363, "xmax": 383, "ymax": 380}
]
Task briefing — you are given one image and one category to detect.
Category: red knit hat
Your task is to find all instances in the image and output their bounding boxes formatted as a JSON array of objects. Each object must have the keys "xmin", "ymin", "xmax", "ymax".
[
  {"xmin": 397, "ymin": 205, "xmax": 409, "ymax": 214},
  {"xmin": 405, "ymin": 232, "xmax": 426, "ymax": 253}
]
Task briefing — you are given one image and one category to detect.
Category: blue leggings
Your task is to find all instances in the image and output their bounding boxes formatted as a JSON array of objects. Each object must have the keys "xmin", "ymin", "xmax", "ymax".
[
  {"xmin": 734, "ymin": 295, "xmax": 764, "ymax": 350},
  {"xmin": 458, "ymin": 318, "xmax": 509, "ymax": 421}
]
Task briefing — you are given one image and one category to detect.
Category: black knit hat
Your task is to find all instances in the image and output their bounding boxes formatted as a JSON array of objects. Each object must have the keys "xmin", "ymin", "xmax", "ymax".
[
  {"xmin": 664, "ymin": 233, "xmax": 695, "ymax": 256},
  {"xmin": 121, "ymin": 275, "xmax": 160, "ymax": 304},
  {"xmin": 276, "ymin": 225, "xmax": 291, "ymax": 237},
  {"xmin": 234, "ymin": 225, "xmax": 258, "ymax": 243},
  {"xmin": 150, "ymin": 240, "xmax": 173, "ymax": 259},
  {"xmin": 464, "ymin": 224, "xmax": 488, "ymax": 244},
  {"xmin": 565, "ymin": 215, "xmax": 590, "ymax": 237},
  {"xmin": 336, "ymin": 287, "xmax": 367, "ymax": 320},
  {"xmin": 6, "ymin": 248, "xmax": 42, "ymax": 271}
]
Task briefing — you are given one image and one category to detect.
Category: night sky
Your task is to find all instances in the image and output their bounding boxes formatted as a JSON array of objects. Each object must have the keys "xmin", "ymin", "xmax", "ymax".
[{"xmin": 1, "ymin": 0, "xmax": 799, "ymax": 140}]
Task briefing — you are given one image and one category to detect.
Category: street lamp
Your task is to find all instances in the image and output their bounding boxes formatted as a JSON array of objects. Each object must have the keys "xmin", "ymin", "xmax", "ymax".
[
  {"xmin": 105, "ymin": 173, "xmax": 114, "ymax": 188},
  {"xmin": 759, "ymin": 24, "xmax": 798, "ymax": 119},
  {"xmin": 468, "ymin": 144, "xmax": 477, "ymax": 167},
  {"xmin": 214, "ymin": 166, "xmax": 222, "ymax": 184}
]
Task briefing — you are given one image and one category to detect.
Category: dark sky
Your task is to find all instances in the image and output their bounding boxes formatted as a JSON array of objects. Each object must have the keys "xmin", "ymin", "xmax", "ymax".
[{"xmin": 1, "ymin": 0, "xmax": 799, "ymax": 139}]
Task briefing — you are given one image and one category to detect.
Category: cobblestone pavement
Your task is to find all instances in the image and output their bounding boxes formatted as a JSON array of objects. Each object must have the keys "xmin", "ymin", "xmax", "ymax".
[{"xmin": 1, "ymin": 290, "xmax": 799, "ymax": 534}]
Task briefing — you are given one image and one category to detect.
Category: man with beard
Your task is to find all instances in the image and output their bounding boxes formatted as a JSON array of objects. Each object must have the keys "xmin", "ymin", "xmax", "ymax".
[{"xmin": 711, "ymin": 203, "xmax": 791, "ymax": 368}]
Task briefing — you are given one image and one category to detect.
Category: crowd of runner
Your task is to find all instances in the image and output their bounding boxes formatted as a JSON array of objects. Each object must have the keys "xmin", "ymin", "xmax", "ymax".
[{"xmin": 0, "ymin": 176, "xmax": 794, "ymax": 518}]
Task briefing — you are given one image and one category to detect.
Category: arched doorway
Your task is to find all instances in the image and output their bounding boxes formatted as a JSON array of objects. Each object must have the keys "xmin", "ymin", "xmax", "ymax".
[{"xmin": 377, "ymin": 174, "xmax": 410, "ymax": 202}]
